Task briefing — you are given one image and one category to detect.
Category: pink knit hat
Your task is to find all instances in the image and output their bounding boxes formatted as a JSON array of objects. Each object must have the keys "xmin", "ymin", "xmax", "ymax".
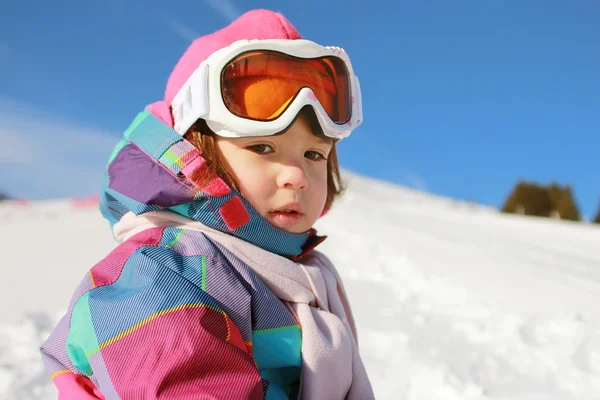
[{"xmin": 147, "ymin": 9, "xmax": 303, "ymax": 126}]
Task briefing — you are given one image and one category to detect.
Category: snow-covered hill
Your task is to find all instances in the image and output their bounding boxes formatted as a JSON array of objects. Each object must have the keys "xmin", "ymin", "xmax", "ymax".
[{"xmin": 2, "ymin": 173, "xmax": 599, "ymax": 399}]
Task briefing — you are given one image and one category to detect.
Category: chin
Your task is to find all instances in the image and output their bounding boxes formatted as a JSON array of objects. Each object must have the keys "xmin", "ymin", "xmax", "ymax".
[
  {"xmin": 269, "ymin": 219, "xmax": 313, "ymax": 234},
  {"xmin": 285, "ymin": 226, "xmax": 310, "ymax": 234}
]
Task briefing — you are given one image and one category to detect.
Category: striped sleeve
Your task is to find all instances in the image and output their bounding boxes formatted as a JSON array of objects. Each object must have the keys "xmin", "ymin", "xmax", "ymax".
[{"xmin": 40, "ymin": 227, "xmax": 263, "ymax": 399}]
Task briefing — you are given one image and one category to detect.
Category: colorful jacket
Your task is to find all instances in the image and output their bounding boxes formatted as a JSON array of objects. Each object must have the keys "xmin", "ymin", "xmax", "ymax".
[{"xmin": 40, "ymin": 111, "xmax": 327, "ymax": 399}]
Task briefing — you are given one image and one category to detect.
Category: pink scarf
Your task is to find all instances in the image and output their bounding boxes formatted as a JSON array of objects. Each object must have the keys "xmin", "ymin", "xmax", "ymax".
[{"xmin": 114, "ymin": 211, "xmax": 374, "ymax": 399}]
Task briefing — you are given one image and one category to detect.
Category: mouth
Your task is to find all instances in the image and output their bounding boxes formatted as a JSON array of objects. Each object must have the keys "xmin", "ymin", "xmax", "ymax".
[
  {"xmin": 270, "ymin": 202, "xmax": 303, "ymax": 214},
  {"xmin": 268, "ymin": 203, "xmax": 304, "ymax": 228}
]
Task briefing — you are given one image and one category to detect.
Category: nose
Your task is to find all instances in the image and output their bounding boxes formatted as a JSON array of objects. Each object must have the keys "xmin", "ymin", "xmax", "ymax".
[{"xmin": 276, "ymin": 161, "xmax": 308, "ymax": 190}]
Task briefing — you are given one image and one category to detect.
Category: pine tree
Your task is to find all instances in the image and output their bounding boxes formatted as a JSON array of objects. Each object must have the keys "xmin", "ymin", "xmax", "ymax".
[
  {"xmin": 554, "ymin": 186, "xmax": 580, "ymax": 221},
  {"xmin": 501, "ymin": 181, "xmax": 553, "ymax": 217},
  {"xmin": 593, "ymin": 202, "xmax": 600, "ymax": 224}
]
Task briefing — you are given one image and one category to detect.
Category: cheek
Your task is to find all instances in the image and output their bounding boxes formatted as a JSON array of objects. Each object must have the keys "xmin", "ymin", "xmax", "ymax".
[
  {"xmin": 234, "ymin": 166, "xmax": 273, "ymax": 206},
  {"xmin": 311, "ymin": 167, "xmax": 329, "ymax": 208}
]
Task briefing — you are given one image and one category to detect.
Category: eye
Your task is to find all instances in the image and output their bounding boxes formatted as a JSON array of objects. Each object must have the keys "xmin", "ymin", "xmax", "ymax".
[
  {"xmin": 248, "ymin": 144, "xmax": 274, "ymax": 154},
  {"xmin": 305, "ymin": 150, "xmax": 327, "ymax": 161}
]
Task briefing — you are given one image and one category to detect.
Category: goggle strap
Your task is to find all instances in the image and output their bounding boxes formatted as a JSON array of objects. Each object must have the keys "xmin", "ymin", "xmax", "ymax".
[
  {"xmin": 172, "ymin": 63, "xmax": 210, "ymax": 135},
  {"xmin": 354, "ymin": 76, "xmax": 363, "ymax": 124}
]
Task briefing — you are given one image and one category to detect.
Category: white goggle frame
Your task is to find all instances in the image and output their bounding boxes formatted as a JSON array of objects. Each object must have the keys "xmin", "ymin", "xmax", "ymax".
[{"xmin": 170, "ymin": 39, "xmax": 363, "ymax": 140}]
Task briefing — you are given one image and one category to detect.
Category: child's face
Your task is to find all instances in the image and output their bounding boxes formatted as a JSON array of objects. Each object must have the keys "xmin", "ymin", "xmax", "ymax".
[{"xmin": 216, "ymin": 114, "xmax": 332, "ymax": 233}]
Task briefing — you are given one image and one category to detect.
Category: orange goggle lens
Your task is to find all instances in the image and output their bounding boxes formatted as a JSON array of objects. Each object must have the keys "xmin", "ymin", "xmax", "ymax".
[{"xmin": 221, "ymin": 50, "xmax": 351, "ymax": 124}]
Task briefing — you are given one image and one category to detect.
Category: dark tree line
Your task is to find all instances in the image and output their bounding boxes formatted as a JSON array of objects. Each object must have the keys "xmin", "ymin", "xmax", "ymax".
[{"xmin": 501, "ymin": 181, "xmax": 582, "ymax": 221}]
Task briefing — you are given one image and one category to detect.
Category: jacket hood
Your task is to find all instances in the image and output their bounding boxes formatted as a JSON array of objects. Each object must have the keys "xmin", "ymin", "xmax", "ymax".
[{"xmin": 99, "ymin": 110, "xmax": 324, "ymax": 258}]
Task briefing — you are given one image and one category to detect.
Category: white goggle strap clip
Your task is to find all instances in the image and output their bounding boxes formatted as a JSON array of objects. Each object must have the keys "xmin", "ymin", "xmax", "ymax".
[{"xmin": 171, "ymin": 63, "xmax": 210, "ymax": 136}]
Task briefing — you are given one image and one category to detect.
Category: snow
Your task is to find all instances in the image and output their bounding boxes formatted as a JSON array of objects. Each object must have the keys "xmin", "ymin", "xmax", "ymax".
[{"xmin": 1, "ymin": 172, "xmax": 599, "ymax": 399}]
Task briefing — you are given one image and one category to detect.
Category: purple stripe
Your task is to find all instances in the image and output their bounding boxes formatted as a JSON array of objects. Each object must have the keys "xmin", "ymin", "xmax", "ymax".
[
  {"xmin": 171, "ymin": 230, "xmax": 254, "ymax": 343},
  {"xmin": 40, "ymin": 314, "xmax": 78, "ymax": 374},
  {"xmin": 108, "ymin": 144, "xmax": 194, "ymax": 207},
  {"xmin": 173, "ymin": 230, "xmax": 296, "ymax": 332},
  {"xmin": 89, "ymin": 351, "xmax": 120, "ymax": 400}
]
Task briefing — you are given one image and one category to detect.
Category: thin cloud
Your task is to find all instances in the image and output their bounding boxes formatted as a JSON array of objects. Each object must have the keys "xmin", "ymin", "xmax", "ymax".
[
  {"xmin": 0, "ymin": 98, "xmax": 118, "ymax": 200},
  {"xmin": 156, "ymin": 0, "xmax": 241, "ymax": 43},
  {"xmin": 399, "ymin": 169, "xmax": 429, "ymax": 192},
  {"xmin": 166, "ymin": 18, "xmax": 201, "ymax": 43},
  {"xmin": 202, "ymin": 0, "xmax": 242, "ymax": 22}
]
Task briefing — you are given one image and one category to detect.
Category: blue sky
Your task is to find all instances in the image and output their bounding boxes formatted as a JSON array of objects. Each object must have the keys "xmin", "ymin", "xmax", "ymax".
[{"xmin": 1, "ymin": 0, "xmax": 598, "ymax": 219}]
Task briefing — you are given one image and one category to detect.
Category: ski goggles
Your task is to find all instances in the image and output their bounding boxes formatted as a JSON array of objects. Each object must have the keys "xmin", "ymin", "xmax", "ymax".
[{"xmin": 170, "ymin": 39, "xmax": 363, "ymax": 140}]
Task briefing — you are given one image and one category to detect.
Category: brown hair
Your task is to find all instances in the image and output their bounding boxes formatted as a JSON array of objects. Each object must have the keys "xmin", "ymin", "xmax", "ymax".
[{"xmin": 184, "ymin": 111, "xmax": 345, "ymax": 212}]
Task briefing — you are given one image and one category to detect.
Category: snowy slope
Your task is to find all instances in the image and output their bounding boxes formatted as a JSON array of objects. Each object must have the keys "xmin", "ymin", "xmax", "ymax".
[{"xmin": 1, "ymin": 172, "xmax": 599, "ymax": 400}]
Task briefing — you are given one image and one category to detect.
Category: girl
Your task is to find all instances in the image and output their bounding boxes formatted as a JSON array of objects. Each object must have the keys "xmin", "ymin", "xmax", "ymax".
[{"xmin": 40, "ymin": 9, "xmax": 373, "ymax": 400}]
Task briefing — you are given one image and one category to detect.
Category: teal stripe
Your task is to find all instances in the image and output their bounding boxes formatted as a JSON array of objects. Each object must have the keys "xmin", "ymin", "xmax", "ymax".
[
  {"xmin": 66, "ymin": 292, "xmax": 99, "ymax": 376},
  {"xmin": 252, "ymin": 325, "xmax": 302, "ymax": 370},
  {"xmin": 127, "ymin": 113, "xmax": 182, "ymax": 160},
  {"xmin": 261, "ymin": 367, "xmax": 300, "ymax": 400},
  {"xmin": 169, "ymin": 203, "xmax": 191, "ymax": 217},
  {"xmin": 254, "ymin": 324, "xmax": 300, "ymax": 336},
  {"xmin": 107, "ymin": 139, "xmax": 129, "ymax": 164},
  {"xmin": 123, "ymin": 112, "xmax": 150, "ymax": 139}
]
